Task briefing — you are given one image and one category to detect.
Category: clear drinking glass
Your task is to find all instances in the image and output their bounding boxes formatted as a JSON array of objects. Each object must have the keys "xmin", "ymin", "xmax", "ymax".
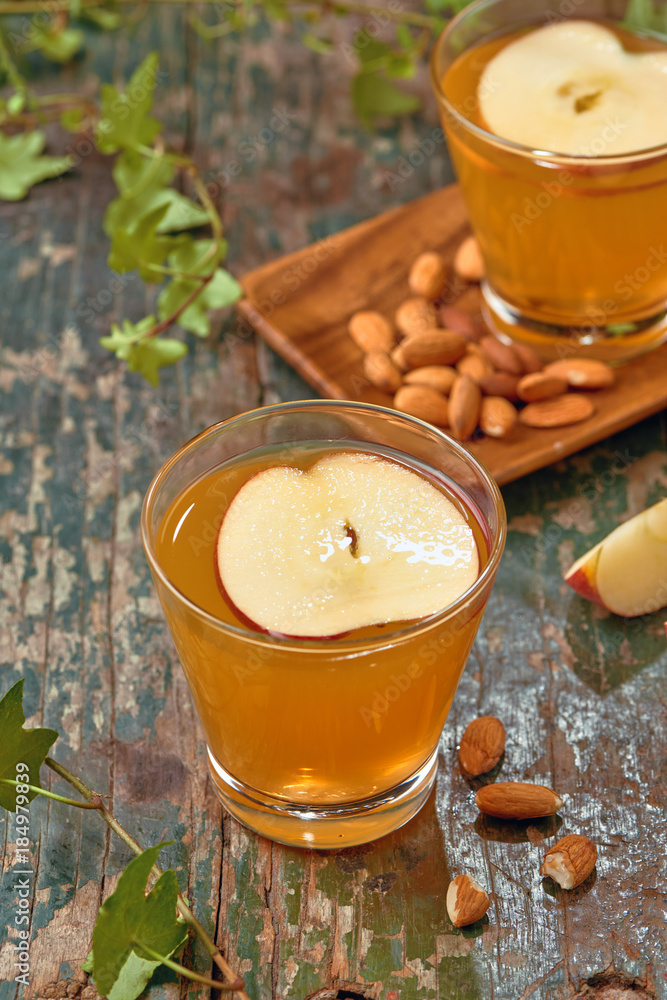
[
  {"xmin": 430, "ymin": 0, "xmax": 667, "ymax": 363},
  {"xmin": 141, "ymin": 401, "xmax": 506, "ymax": 848}
]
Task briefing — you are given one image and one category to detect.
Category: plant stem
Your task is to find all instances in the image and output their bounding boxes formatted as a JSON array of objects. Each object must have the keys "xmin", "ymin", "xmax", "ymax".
[
  {"xmin": 143, "ymin": 269, "xmax": 216, "ymax": 338},
  {"xmin": 135, "ymin": 945, "xmax": 244, "ymax": 992},
  {"xmin": 0, "ymin": 779, "xmax": 103, "ymax": 809},
  {"xmin": 45, "ymin": 756, "xmax": 251, "ymax": 1000}
]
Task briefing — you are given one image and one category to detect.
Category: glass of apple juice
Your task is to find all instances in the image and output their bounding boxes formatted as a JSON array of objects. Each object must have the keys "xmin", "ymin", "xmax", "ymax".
[
  {"xmin": 141, "ymin": 400, "xmax": 506, "ymax": 849},
  {"xmin": 430, "ymin": 0, "xmax": 667, "ymax": 363}
]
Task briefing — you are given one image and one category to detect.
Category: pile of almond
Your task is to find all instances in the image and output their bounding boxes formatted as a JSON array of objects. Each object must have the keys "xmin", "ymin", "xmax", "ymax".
[
  {"xmin": 348, "ymin": 238, "xmax": 615, "ymax": 441},
  {"xmin": 445, "ymin": 713, "xmax": 598, "ymax": 929}
]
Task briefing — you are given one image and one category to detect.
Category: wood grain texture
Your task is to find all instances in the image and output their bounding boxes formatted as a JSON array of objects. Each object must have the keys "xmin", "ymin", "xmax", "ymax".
[{"xmin": 0, "ymin": 9, "xmax": 666, "ymax": 1000}]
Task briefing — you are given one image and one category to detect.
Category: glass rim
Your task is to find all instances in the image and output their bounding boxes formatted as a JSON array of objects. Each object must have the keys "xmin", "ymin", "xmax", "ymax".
[
  {"xmin": 429, "ymin": 0, "xmax": 667, "ymax": 164},
  {"xmin": 140, "ymin": 399, "xmax": 507, "ymax": 651}
]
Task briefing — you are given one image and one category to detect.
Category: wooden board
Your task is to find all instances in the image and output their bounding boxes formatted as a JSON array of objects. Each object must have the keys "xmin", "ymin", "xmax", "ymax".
[{"xmin": 237, "ymin": 184, "xmax": 667, "ymax": 486}]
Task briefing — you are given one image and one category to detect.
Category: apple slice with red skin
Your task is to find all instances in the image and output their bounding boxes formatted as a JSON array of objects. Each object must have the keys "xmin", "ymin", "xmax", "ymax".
[
  {"xmin": 564, "ymin": 498, "xmax": 667, "ymax": 617},
  {"xmin": 215, "ymin": 451, "xmax": 479, "ymax": 638}
]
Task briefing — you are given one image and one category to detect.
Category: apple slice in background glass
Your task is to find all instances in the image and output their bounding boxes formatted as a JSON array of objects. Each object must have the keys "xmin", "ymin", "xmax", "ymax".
[
  {"xmin": 216, "ymin": 451, "xmax": 479, "ymax": 638},
  {"xmin": 564, "ymin": 497, "xmax": 667, "ymax": 617},
  {"xmin": 478, "ymin": 21, "xmax": 667, "ymax": 155}
]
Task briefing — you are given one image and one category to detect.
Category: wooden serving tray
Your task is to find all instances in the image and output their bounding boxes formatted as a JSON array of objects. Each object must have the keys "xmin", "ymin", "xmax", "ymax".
[{"xmin": 237, "ymin": 184, "xmax": 667, "ymax": 486}]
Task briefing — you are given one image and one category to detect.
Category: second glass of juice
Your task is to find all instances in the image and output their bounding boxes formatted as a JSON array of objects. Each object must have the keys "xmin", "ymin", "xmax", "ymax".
[
  {"xmin": 142, "ymin": 401, "xmax": 506, "ymax": 848},
  {"xmin": 430, "ymin": 0, "xmax": 667, "ymax": 362}
]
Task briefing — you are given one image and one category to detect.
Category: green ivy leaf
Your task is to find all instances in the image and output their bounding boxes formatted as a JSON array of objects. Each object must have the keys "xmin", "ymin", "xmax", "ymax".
[
  {"xmin": 157, "ymin": 268, "xmax": 241, "ymax": 337},
  {"xmin": 126, "ymin": 338, "xmax": 188, "ymax": 386},
  {"xmin": 386, "ymin": 53, "xmax": 416, "ymax": 80},
  {"xmin": 301, "ymin": 33, "xmax": 334, "ymax": 54},
  {"xmin": 96, "ymin": 53, "xmax": 162, "ymax": 155},
  {"xmin": 0, "ymin": 679, "xmax": 58, "ymax": 812},
  {"xmin": 26, "ymin": 26, "xmax": 85, "ymax": 63},
  {"xmin": 7, "ymin": 92, "xmax": 26, "ymax": 115},
  {"xmin": 92, "ymin": 842, "xmax": 188, "ymax": 996},
  {"xmin": 0, "ymin": 131, "xmax": 73, "ymax": 201},
  {"xmin": 111, "ymin": 147, "xmax": 173, "ymax": 196},
  {"xmin": 355, "ymin": 34, "xmax": 392, "ymax": 68},
  {"xmin": 351, "ymin": 72, "xmax": 420, "ymax": 128},
  {"xmin": 83, "ymin": 949, "xmax": 173, "ymax": 1000},
  {"xmin": 107, "ymin": 204, "xmax": 186, "ymax": 281},
  {"xmin": 83, "ymin": 7, "xmax": 123, "ymax": 29},
  {"xmin": 262, "ymin": 0, "xmax": 289, "ymax": 19},
  {"xmin": 105, "ymin": 186, "xmax": 209, "ymax": 238},
  {"xmin": 100, "ymin": 316, "xmax": 157, "ymax": 360},
  {"xmin": 60, "ymin": 107, "xmax": 87, "ymax": 132}
]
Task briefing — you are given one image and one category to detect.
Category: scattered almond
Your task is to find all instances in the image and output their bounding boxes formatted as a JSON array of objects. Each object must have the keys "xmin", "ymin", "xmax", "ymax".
[
  {"xmin": 404, "ymin": 365, "xmax": 457, "ymax": 395},
  {"xmin": 543, "ymin": 357, "xmax": 615, "ymax": 390},
  {"xmin": 448, "ymin": 374, "xmax": 481, "ymax": 441},
  {"xmin": 393, "ymin": 385, "xmax": 449, "ymax": 427},
  {"xmin": 457, "ymin": 349, "xmax": 494, "ymax": 383},
  {"xmin": 475, "ymin": 781, "xmax": 563, "ymax": 820},
  {"xmin": 399, "ymin": 329, "xmax": 467, "ymax": 370},
  {"xmin": 517, "ymin": 371, "xmax": 568, "ymax": 403},
  {"xmin": 409, "ymin": 251, "xmax": 448, "ymax": 300},
  {"xmin": 446, "ymin": 874, "xmax": 490, "ymax": 928},
  {"xmin": 459, "ymin": 716, "xmax": 506, "ymax": 776},
  {"xmin": 395, "ymin": 297, "xmax": 439, "ymax": 338},
  {"xmin": 512, "ymin": 341, "xmax": 543, "ymax": 374},
  {"xmin": 363, "ymin": 351, "xmax": 403, "ymax": 394},
  {"xmin": 348, "ymin": 310, "xmax": 395, "ymax": 353},
  {"xmin": 479, "ymin": 335, "xmax": 523, "ymax": 375},
  {"xmin": 478, "ymin": 371, "xmax": 521, "ymax": 401},
  {"xmin": 479, "ymin": 396, "xmax": 518, "ymax": 438},
  {"xmin": 439, "ymin": 305, "xmax": 486, "ymax": 343},
  {"xmin": 519, "ymin": 394, "xmax": 595, "ymax": 428},
  {"xmin": 540, "ymin": 834, "xmax": 597, "ymax": 889},
  {"xmin": 454, "ymin": 235, "xmax": 484, "ymax": 282}
]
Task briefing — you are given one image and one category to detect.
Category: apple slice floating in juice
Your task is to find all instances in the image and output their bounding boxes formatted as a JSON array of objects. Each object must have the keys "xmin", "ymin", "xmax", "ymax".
[
  {"xmin": 216, "ymin": 451, "xmax": 479, "ymax": 637},
  {"xmin": 479, "ymin": 21, "xmax": 667, "ymax": 155},
  {"xmin": 564, "ymin": 497, "xmax": 667, "ymax": 617}
]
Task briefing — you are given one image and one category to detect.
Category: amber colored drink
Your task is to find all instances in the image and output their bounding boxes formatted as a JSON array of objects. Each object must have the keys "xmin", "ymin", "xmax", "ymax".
[
  {"xmin": 142, "ymin": 402, "xmax": 506, "ymax": 848},
  {"xmin": 430, "ymin": 0, "xmax": 667, "ymax": 362}
]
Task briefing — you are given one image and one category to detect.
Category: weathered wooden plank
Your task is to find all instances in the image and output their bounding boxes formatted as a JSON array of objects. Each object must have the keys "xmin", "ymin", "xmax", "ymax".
[{"xmin": 1, "ymin": 8, "xmax": 666, "ymax": 1000}]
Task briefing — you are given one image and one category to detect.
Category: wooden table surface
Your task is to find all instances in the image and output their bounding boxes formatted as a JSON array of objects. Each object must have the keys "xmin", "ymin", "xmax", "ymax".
[{"xmin": 1, "ymin": 9, "xmax": 666, "ymax": 1000}]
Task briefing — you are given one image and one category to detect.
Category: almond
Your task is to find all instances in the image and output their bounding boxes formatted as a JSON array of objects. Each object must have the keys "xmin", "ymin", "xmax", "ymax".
[
  {"xmin": 395, "ymin": 297, "xmax": 439, "ymax": 339},
  {"xmin": 399, "ymin": 330, "xmax": 467, "ymax": 370},
  {"xmin": 348, "ymin": 310, "xmax": 395, "ymax": 353},
  {"xmin": 404, "ymin": 365, "xmax": 457, "ymax": 395},
  {"xmin": 475, "ymin": 781, "xmax": 563, "ymax": 820},
  {"xmin": 542, "ymin": 358, "xmax": 615, "ymax": 390},
  {"xmin": 479, "ymin": 396, "xmax": 518, "ymax": 438},
  {"xmin": 478, "ymin": 371, "xmax": 521, "ymax": 401},
  {"xmin": 517, "ymin": 371, "xmax": 568, "ymax": 403},
  {"xmin": 439, "ymin": 305, "xmax": 486, "ymax": 343},
  {"xmin": 409, "ymin": 252, "xmax": 448, "ymax": 300},
  {"xmin": 454, "ymin": 235, "xmax": 484, "ymax": 282},
  {"xmin": 540, "ymin": 834, "xmax": 597, "ymax": 889},
  {"xmin": 512, "ymin": 341, "xmax": 544, "ymax": 374},
  {"xmin": 459, "ymin": 716, "xmax": 506, "ymax": 776},
  {"xmin": 390, "ymin": 344, "xmax": 408, "ymax": 372},
  {"xmin": 393, "ymin": 385, "xmax": 449, "ymax": 427},
  {"xmin": 363, "ymin": 351, "xmax": 403, "ymax": 394},
  {"xmin": 446, "ymin": 874, "xmax": 490, "ymax": 928},
  {"xmin": 479, "ymin": 335, "xmax": 523, "ymax": 375},
  {"xmin": 448, "ymin": 374, "xmax": 481, "ymax": 441},
  {"xmin": 519, "ymin": 394, "xmax": 595, "ymax": 428},
  {"xmin": 457, "ymin": 349, "xmax": 494, "ymax": 383}
]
